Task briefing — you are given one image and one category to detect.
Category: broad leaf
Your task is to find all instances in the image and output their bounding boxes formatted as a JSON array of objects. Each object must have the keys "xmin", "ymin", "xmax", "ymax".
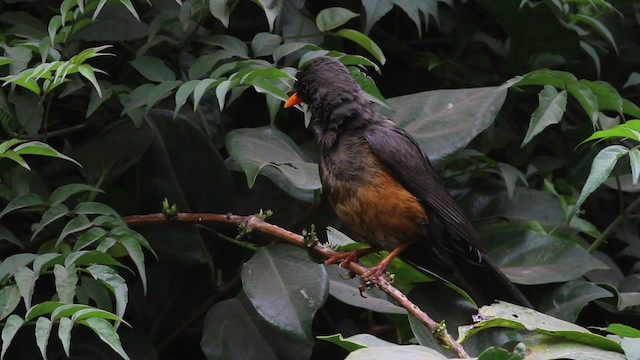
[
  {"xmin": 0, "ymin": 285, "xmax": 20, "ymax": 321},
  {"xmin": 315, "ymin": 7, "xmax": 359, "ymax": 32},
  {"xmin": 241, "ymin": 244, "xmax": 328, "ymax": 340}
]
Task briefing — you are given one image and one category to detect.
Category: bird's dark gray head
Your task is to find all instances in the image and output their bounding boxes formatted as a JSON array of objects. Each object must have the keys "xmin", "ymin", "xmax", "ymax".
[{"xmin": 291, "ymin": 56, "xmax": 373, "ymax": 147}]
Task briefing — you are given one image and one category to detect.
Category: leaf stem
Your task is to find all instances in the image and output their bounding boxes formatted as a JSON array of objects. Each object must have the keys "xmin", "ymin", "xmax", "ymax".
[{"xmin": 587, "ymin": 195, "xmax": 640, "ymax": 253}]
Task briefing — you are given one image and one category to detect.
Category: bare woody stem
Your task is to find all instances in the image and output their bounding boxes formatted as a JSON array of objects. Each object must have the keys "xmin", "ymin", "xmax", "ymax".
[{"xmin": 123, "ymin": 212, "xmax": 470, "ymax": 359}]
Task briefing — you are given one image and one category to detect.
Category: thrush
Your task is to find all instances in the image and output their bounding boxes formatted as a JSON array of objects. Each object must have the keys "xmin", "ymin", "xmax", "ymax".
[{"xmin": 285, "ymin": 56, "xmax": 530, "ymax": 307}]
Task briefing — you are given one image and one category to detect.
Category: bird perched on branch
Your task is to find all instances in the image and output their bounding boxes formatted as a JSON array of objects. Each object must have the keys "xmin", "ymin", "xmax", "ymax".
[{"xmin": 284, "ymin": 56, "xmax": 530, "ymax": 307}]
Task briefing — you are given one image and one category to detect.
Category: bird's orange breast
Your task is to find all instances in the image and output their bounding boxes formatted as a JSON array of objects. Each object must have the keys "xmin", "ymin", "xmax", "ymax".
[{"xmin": 322, "ymin": 145, "xmax": 428, "ymax": 250}]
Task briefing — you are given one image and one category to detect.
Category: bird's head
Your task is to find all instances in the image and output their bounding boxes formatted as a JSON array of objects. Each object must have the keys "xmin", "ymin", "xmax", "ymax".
[{"xmin": 284, "ymin": 56, "xmax": 371, "ymax": 146}]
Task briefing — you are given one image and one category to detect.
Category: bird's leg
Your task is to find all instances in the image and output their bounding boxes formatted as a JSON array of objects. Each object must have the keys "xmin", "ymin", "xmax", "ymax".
[
  {"xmin": 324, "ymin": 246, "xmax": 379, "ymax": 268},
  {"xmin": 361, "ymin": 243, "xmax": 409, "ymax": 280}
]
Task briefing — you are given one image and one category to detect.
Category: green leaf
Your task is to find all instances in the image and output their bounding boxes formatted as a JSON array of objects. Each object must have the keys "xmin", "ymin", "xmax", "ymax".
[
  {"xmin": 624, "ymin": 72, "xmax": 640, "ymax": 89},
  {"xmin": 347, "ymin": 345, "xmax": 448, "ymax": 359},
  {"xmin": 326, "ymin": 266, "xmax": 406, "ymax": 314},
  {"xmin": 567, "ymin": 81, "xmax": 598, "ymax": 125},
  {"xmin": 26, "ymin": 301, "xmax": 65, "ymax": 320},
  {"xmin": 272, "ymin": 42, "xmax": 320, "ymax": 62},
  {"xmin": 80, "ymin": 317, "xmax": 130, "ymax": 360},
  {"xmin": 32, "ymin": 253, "xmax": 65, "ymax": 274},
  {"xmin": 580, "ymin": 79, "xmax": 623, "ymax": 115},
  {"xmin": 570, "ymin": 13, "xmax": 618, "ymax": 54},
  {"xmin": 226, "ymin": 127, "xmax": 321, "ymax": 202},
  {"xmin": 71, "ymin": 308, "xmax": 125, "ymax": 323},
  {"xmin": 73, "ymin": 227, "xmax": 107, "ymax": 250},
  {"xmin": 56, "ymin": 215, "xmax": 93, "ymax": 247},
  {"xmin": 64, "ymin": 251, "xmax": 127, "ymax": 269},
  {"xmin": 482, "ymin": 225, "xmax": 608, "ymax": 284},
  {"xmin": 0, "ymin": 151, "xmax": 29, "ymax": 170},
  {"xmin": 13, "ymin": 141, "xmax": 81, "ymax": 167},
  {"xmin": 318, "ymin": 333, "xmax": 394, "ymax": 352},
  {"xmin": 31, "ymin": 203, "xmax": 70, "ymax": 240},
  {"xmin": 145, "ymin": 80, "xmax": 181, "ymax": 113},
  {"xmin": 0, "ymin": 193, "xmax": 45, "ymax": 219},
  {"xmin": 49, "ymin": 184, "xmax": 103, "ymax": 205},
  {"xmin": 538, "ymin": 280, "xmax": 612, "ymax": 322},
  {"xmin": 58, "ymin": 317, "xmax": 73, "ymax": 357},
  {"xmin": 375, "ymin": 86, "xmax": 508, "ymax": 167},
  {"xmin": 77, "ymin": 64, "xmax": 101, "ymax": 97},
  {"xmin": 54, "ymin": 264, "xmax": 78, "ymax": 304},
  {"xmin": 202, "ymin": 34, "xmax": 249, "ymax": 57},
  {"xmin": 209, "ymin": 0, "xmax": 230, "ymax": 27},
  {"xmin": 581, "ymin": 119, "xmax": 640, "ymax": 144},
  {"xmin": 111, "ymin": 228, "xmax": 147, "ymax": 294},
  {"xmin": 116, "ymin": 0, "xmax": 140, "ymax": 21},
  {"xmin": 509, "ymin": 69, "xmax": 577, "ymax": 89},
  {"xmin": 241, "ymin": 244, "xmax": 328, "ymax": 340},
  {"xmin": 35, "ymin": 316, "xmax": 53, "ymax": 360},
  {"xmin": 129, "ymin": 56, "xmax": 175, "ymax": 82},
  {"xmin": 334, "ymin": 29, "xmax": 386, "ymax": 64},
  {"xmin": 1, "ymin": 315, "xmax": 24, "ymax": 359},
  {"xmin": 630, "ymin": 148, "xmax": 640, "ymax": 185},
  {"xmin": 572, "ymin": 145, "xmax": 629, "ymax": 218},
  {"xmin": 15, "ymin": 266, "xmax": 39, "ymax": 310},
  {"xmin": 74, "ymin": 202, "xmax": 120, "ymax": 217},
  {"xmin": 361, "ymin": 0, "xmax": 395, "ymax": 34},
  {"xmin": 0, "ymin": 224, "xmax": 22, "ymax": 248},
  {"xmin": 0, "ymin": 253, "xmax": 37, "ymax": 284},
  {"xmin": 173, "ymin": 79, "xmax": 200, "ymax": 117},
  {"xmin": 604, "ymin": 324, "xmax": 640, "ymax": 338},
  {"xmin": 521, "ymin": 85, "xmax": 567, "ymax": 147},
  {"xmin": 251, "ymin": 32, "xmax": 281, "ymax": 57},
  {"xmin": 0, "ymin": 285, "xmax": 20, "ymax": 321},
  {"xmin": 86, "ymin": 264, "xmax": 128, "ymax": 326},
  {"xmin": 458, "ymin": 302, "xmax": 622, "ymax": 352},
  {"xmin": 315, "ymin": 7, "xmax": 359, "ymax": 32},
  {"xmin": 253, "ymin": 0, "xmax": 282, "ymax": 32}
]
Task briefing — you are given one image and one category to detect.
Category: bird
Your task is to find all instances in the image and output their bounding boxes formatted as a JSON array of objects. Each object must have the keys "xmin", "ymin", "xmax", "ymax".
[{"xmin": 284, "ymin": 56, "xmax": 530, "ymax": 307}]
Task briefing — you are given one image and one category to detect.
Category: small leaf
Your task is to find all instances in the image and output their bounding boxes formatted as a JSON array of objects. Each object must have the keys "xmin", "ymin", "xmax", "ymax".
[
  {"xmin": 0, "ymin": 224, "xmax": 22, "ymax": 248},
  {"xmin": 0, "ymin": 193, "xmax": 45, "ymax": 219},
  {"xmin": 567, "ymin": 81, "xmax": 598, "ymax": 125},
  {"xmin": 35, "ymin": 317, "xmax": 53, "ymax": 360},
  {"xmin": 209, "ymin": 0, "xmax": 230, "ymax": 27},
  {"xmin": 80, "ymin": 318, "xmax": 130, "ymax": 360},
  {"xmin": 571, "ymin": 145, "xmax": 629, "ymax": 218},
  {"xmin": 58, "ymin": 317, "xmax": 73, "ymax": 356},
  {"xmin": 251, "ymin": 32, "xmax": 281, "ymax": 57},
  {"xmin": 31, "ymin": 203, "xmax": 70, "ymax": 240},
  {"xmin": 77, "ymin": 64, "xmax": 101, "ymax": 97},
  {"xmin": 0, "ymin": 285, "xmax": 20, "ymax": 321},
  {"xmin": 521, "ymin": 85, "xmax": 567, "ymax": 147},
  {"xmin": 86, "ymin": 264, "xmax": 128, "ymax": 327},
  {"xmin": 334, "ymin": 29, "xmax": 386, "ymax": 64},
  {"xmin": 1, "ymin": 315, "xmax": 25, "ymax": 359},
  {"xmin": 13, "ymin": 142, "xmax": 81, "ymax": 167},
  {"xmin": 15, "ymin": 266, "xmax": 39, "ymax": 310},
  {"xmin": 0, "ymin": 254, "xmax": 38, "ymax": 284},
  {"xmin": 56, "ymin": 215, "xmax": 93, "ymax": 247},
  {"xmin": 54, "ymin": 264, "xmax": 78, "ymax": 304},
  {"xmin": 111, "ymin": 227, "xmax": 147, "ymax": 293},
  {"xmin": 145, "ymin": 80, "xmax": 181, "ymax": 113},
  {"xmin": 73, "ymin": 227, "xmax": 107, "ymax": 251},
  {"xmin": 173, "ymin": 79, "xmax": 200, "ymax": 117},
  {"xmin": 253, "ymin": 0, "xmax": 282, "ymax": 32},
  {"xmin": 116, "ymin": 0, "xmax": 140, "ymax": 21},
  {"xmin": 624, "ymin": 72, "xmax": 640, "ymax": 89},
  {"xmin": 581, "ymin": 119, "xmax": 640, "ymax": 144},
  {"xmin": 630, "ymin": 148, "xmax": 640, "ymax": 185},
  {"xmin": 570, "ymin": 13, "xmax": 618, "ymax": 54},
  {"xmin": 74, "ymin": 202, "xmax": 120, "ymax": 217},
  {"xmin": 272, "ymin": 42, "xmax": 320, "ymax": 62},
  {"xmin": 49, "ymin": 184, "xmax": 103, "ymax": 205},
  {"xmin": 315, "ymin": 7, "xmax": 359, "ymax": 32}
]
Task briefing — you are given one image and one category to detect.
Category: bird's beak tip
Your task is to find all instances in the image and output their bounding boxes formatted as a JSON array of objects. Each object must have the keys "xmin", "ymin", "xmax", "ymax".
[{"xmin": 284, "ymin": 92, "xmax": 302, "ymax": 108}]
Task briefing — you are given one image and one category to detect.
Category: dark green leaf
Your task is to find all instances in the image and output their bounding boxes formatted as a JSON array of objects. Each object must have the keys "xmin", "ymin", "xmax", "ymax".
[
  {"xmin": 31, "ymin": 203, "xmax": 70, "ymax": 240},
  {"xmin": 74, "ymin": 202, "xmax": 120, "ymax": 217},
  {"xmin": 56, "ymin": 215, "xmax": 93, "ymax": 247},
  {"xmin": 130, "ymin": 56, "xmax": 174, "ymax": 82},
  {"xmin": 361, "ymin": 0, "xmax": 395, "ymax": 34},
  {"xmin": 242, "ymin": 244, "xmax": 328, "ymax": 340},
  {"xmin": 375, "ymin": 86, "xmax": 507, "ymax": 167},
  {"xmin": 567, "ymin": 81, "xmax": 598, "ymax": 124},
  {"xmin": 570, "ymin": 14, "xmax": 618, "ymax": 54},
  {"xmin": 0, "ymin": 193, "xmax": 45, "ymax": 219},
  {"xmin": 346, "ymin": 345, "xmax": 448, "ymax": 359},
  {"xmin": 251, "ymin": 32, "xmax": 281, "ymax": 57},
  {"xmin": 209, "ymin": 0, "xmax": 230, "ymax": 27},
  {"xmin": 112, "ymin": 230, "xmax": 147, "ymax": 293},
  {"xmin": 145, "ymin": 80, "xmax": 181, "ymax": 113},
  {"xmin": 0, "ymin": 253, "xmax": 37, "ymax": 283},
  {"xmin": 0, "ymin": 224, "xmax": 21, "ymax": 248},
  {"xmin": 13, "ymin": 142, "xmax": 81, "ymax": 167},
  {"xmin": 253, "ymin": 0, "xmax": 282, "ymax": 32},
  {"xmin": 64, "ymin": 251, "xmax": 127, "ymax": 269},
  {"xmin": 49, "ymin": 184, "xmax": 103, "ymax": 205},
  {"xmin": 538, "ymin": 280, "xmax": 612, "ymax": 322},
  {"xmin": 319, "ymin": 333, "xmax": 394, "ymax": 352},
  {"xmin": 73, "ymin": 227, "xmax": 108, "ymax": 250},
  {"xmin": 226, "ymin": 126, "xmax": 321, "ymax": 202},
  {"xmin": 624, "ymin": 72, "xmax": 640, "ymax": 89},
  {"xmin": 86, "ymin": 264, "xmax": 128, "ymax": 325}
]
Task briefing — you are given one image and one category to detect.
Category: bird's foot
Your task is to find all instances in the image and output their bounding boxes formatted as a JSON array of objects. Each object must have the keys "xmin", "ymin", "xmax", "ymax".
[
  {"xmin": 324, "ymin": 247, "xmax": 376, "ymax": 268},
  {"xmin": 357, "ymin": 264, "xmax": 392, "ymax": 297}
]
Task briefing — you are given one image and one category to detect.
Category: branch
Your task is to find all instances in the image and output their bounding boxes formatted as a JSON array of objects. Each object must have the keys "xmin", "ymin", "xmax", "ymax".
[{"xmin": 123, "ymin": 212, "xmax": 470, "ymax": 358}]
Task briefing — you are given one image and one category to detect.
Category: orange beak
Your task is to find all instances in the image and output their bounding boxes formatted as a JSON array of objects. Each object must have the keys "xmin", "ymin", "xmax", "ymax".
[{"xmin": 284, "ymin": 92, "xmax": 302, "ymax": 108}]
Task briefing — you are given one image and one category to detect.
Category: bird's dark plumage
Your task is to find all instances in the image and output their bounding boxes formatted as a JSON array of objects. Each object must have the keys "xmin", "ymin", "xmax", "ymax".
[{"xmin": 287, "ymin": 56, "xmax": 530, "ymax": 307}]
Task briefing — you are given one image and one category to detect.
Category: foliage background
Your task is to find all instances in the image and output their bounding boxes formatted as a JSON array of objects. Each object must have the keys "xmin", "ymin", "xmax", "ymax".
[{"xmin": 1, "ymin": 0, "xmax": 640, "ymax": 359}]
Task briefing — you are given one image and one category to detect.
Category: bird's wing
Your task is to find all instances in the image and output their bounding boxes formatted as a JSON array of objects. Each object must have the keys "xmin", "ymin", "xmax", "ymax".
[{"xmin": 363, "ymin": 123, "xmax": 483, "ymax": 260}]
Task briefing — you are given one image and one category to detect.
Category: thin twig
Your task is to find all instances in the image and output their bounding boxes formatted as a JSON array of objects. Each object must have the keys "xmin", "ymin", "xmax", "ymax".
[
  {"xmin": 587, "ymin": 195, "xmax": 640, "ymax": 253},
  {"xmin": 123, "ymin": 212, "xmax": 470, "ymax": 358}
]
